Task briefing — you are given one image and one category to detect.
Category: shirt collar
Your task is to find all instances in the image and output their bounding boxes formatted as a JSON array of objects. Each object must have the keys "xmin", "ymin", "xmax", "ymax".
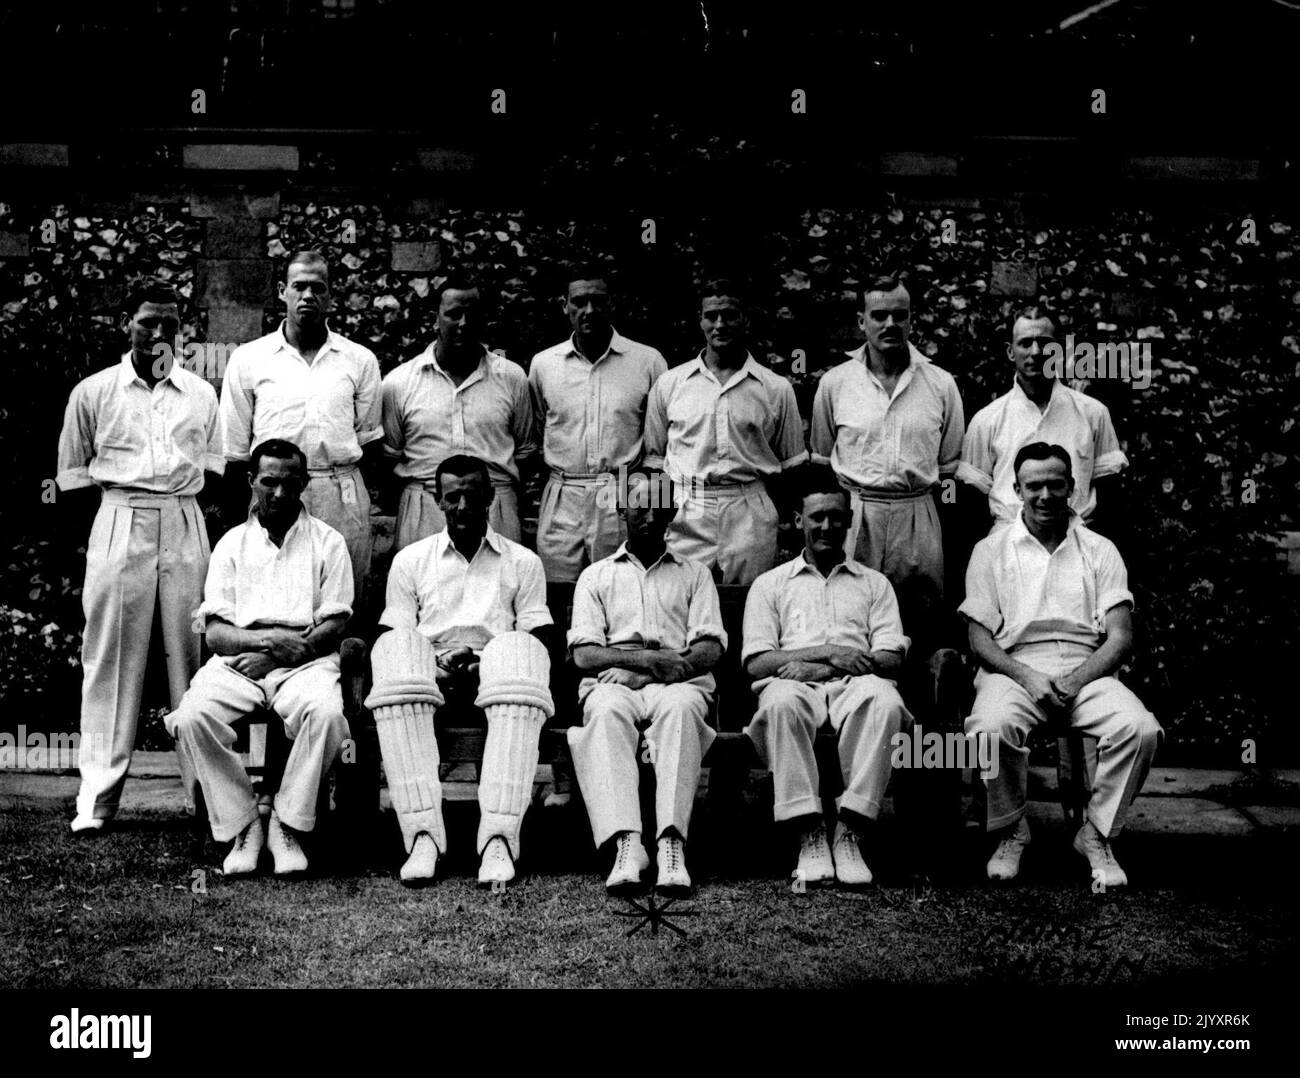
[
  {"xmin": 249, "ymin": 504, "xmax": 311, "ymax": 544},
  {"xmin": 118, "ymin": 351, "xmax": 183, "ymax": 391},
  {"xmin": 1009, "ymin": 375, "xmax": 1067, "ymax": 410},
  {"xmin": 567, "ymin": 329, "xmax": 628, "ymax": 364},
  {"xmin": 685, "ymin": 351, "xmax": 762, "ymax": 386},
  {"xmin": 274, "ymin": 321, "xmax": 341, "ymax": 362},
  {"xmin": 435, "ymin": 525, "xmax": 504, "ymax": 560},
  {"xmin": 1009, "ymin": 508, "xmax": 1082, "ymax": 549},
  {"xmin": 611, "ymin": 540, "xmax": 679, "ymax": 571},
  {"xmin": 789, "ymin": 550, "xmax": 866, "ymax": 579},
  {"xmin": 421, "ymin": 342, "xmax": 491, "ymax": 383},
  {"xmin": 846, "ymin": 342, "xmax": 927, "ymax": 391}
]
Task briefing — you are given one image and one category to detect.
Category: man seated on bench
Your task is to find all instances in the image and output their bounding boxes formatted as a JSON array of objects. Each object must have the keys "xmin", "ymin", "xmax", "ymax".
[
  {"xmin": 371, "ymin": 454, "xmax": 554, "ymax": 888},
  {"xmin": 166, "ymin": 438, "xmax": 353, "ymax": 878},
  {"xmin": 742, "ymin": 464, "xmax": 913, "ymax": 888},
  {"xmin": 960, "ymin": 442, "xmax": 1161, "ymax": 888},
  {"xmin": 567, "ymin": 468, "xmax": 725, "ymax": 896}
]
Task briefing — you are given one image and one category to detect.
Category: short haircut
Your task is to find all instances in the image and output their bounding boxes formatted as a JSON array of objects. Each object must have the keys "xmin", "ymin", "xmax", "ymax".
[
  {"xmin": 435, "ymin": 454, "xmax": 491, "ymax": 497},
  {"xmin": 1013, "ymin": 441, "xmax": 1073, "ymax": 482},
  {"xmin": 701, "ymin": 277, "xmax": 744, "ymax": 310},
  {"xmin": 564, "ymin": 262, "xmax": 614, "ymax": 295},
  {"xmin": 623, "ymin": 466, "xmax": 676, "ymax": 508},
  {"xmin": 122, "ymin": 280, "xmax": 179, "ymax": 320},
  {"xmin": 435, "ymin": 273, "xmax": 481, "ymax": 307},
  {"xmin": 284, "ymin": 249, "xmax": 330, "ymax": 282},
  {"xmin": 793, "ymin": 463, "xmax": 850, "ymax": 511},
  {"xmin": 1007, "ymin": 303, "xmax": 1057, "ymax": 343},
  {"xmin": 250, "ymin": 438, "xmax": 308, "ymax": 479},
  {"xmin": 859, "ymin": 274, "xmax": 909, "ymax": 309}
]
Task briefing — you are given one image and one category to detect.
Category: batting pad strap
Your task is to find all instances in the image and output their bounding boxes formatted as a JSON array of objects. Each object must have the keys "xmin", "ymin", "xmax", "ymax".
[{"xmin": 365, "ymin": 677, "xmax": 445, "ymax": 710}]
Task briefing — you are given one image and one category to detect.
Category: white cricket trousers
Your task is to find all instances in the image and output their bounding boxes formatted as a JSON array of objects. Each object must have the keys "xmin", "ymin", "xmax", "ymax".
[
  {"xmin": 75, "ymin": 489, "xmax": 208, "ymax": 822},
  {"xmin": 165, "ymin": 654, "xmax": 348, "ymax": 841},
  {"xmin": 964, "ymin": 640, "xmax": 1161, "ymax": 838},
  {"xmin": 747, "ymin": 675, "xmax": 912, "ymax": 823}
]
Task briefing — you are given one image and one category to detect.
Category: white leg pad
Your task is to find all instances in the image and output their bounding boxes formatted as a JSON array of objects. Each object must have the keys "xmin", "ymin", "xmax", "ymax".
[
  {"xmin": 366, "ymin": 630, "xmax": 448, "ymax": 853},
  {"xmin": 474, "ymin": 632, "xmax": 553, "ymax": 858}
]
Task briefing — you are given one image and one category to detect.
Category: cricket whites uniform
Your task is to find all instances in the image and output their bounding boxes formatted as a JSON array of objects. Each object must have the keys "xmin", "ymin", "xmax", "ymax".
[
  {"xmin": 377, "ymin": 528, "xmax": 553, "ymax": 860},
  {"xmin": 957, "ymin": 378, "xmax": 1128, "ymax": 529},
  {"xmin": 644, "ymin": 354, "xmax": 808, "ymax": 585},
  {"xmin": 57, "ymin": 353, "xmax": 223, "ymax": 824},
  {"xmin": 382, "ymin": 346, "xmax": 538, "ymax": 551},
  {"xmin": 566, "ymin": 545, "xmax": 726, "ymax": 847},
  {"xmin": 528, "ymin": 331, "xmax": 667, "ymax": 581},
  {"xmin": 743, "ymin": 554, "xmax": 912, "ymax": 823},
  {"xmin": 960, "ymin": 513, "xmax": 1161, "ymax": 836},
  {"xmin": 220, "ymin": 325, "xmax": 383, "ymax": 604},
  {"xmin": 165, "ymin": 508, "xmax": 353, "ymax": 841},
  {"xmin": 811, "ymin": 342, "xmax": 964, "ymax": 600}
]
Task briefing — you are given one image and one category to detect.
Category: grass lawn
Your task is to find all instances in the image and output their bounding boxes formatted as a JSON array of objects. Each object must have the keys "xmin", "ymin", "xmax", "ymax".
[{"xmin": 2, "ymin": 803, "xmax": 1298, "ymax": 990}]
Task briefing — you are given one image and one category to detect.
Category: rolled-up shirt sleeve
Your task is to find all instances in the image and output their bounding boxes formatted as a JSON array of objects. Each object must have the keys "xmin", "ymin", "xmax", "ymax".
[
  {"xmin": 809, "ymin": 377, "xmax": 835, "ymax": 467},
  {"xmin": 685, "ymin": 566, "xmax": 727, "ymax": 650},
  {"xmin": 740, "ymin": 574, "xmax": 781, "ymax": 665},
  {"xmin": 510, "ymin": 367, "xmax": 539, "ymax": 463},
  {"xmin": 512, "ymin": 551, "xmax": 554, "ymax": 633},
  {"xmin": 197, "ymin": 532, "xmax": 240, "ymax": 625},
  {"xmin": 957, "ymin": 411, "xmax": 994, "ymax": 494},
  {"xmin": 566, "ymin": 567, "xmax": 608, "ymax": 650},
  {"xmin": 958, "ymin": 540, "xmax": 1002, "ymax": 634},
  {"xmin": 56, "ymin": 382, "xmax": 96, "ymax": 491},
  {"xmin": 866, "ymin": 576, "xmax": 910, "ymax": 657},
  {"xmin": 355, "ymin": 350, "xmax": 384, "ymax": 448},
  {"xmin": 313, "ymin": 530, "xmax": 354, "ymax": 623},
  {"xmin": 219, "ymin": 348, "xmax": 255, "ymax": 462},
  {"xmin": 380, "ymin": 373, "xmax": 406, "ymax": 461},
  {"xmin": 642, "ymin": 376, "xmax": 668, "ymax": 471},
  {"xmin": 774, "ymin": 381, "xmax": 810, "ymax": 470},
  {"xmin": 1094, "ymin": 540, "xmax": 1135, "ymax": 622},
  {"xmin": 379, "ymin": 548, "xmax": 419, "ymax": 631},
  {"xmin": 203, "ymin": 391, "xmax": 225, "ymax": 475},
  {"xmin": 1092, "ymin": 406, "xmax": 1129, "ymax": 479}
]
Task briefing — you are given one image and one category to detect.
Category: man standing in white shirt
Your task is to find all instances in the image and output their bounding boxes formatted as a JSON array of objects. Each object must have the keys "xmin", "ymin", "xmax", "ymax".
[
  {"xmin": 958, "ymin": 305, "xmax": 1128, "ymax": 534},
  {"xmin": 165, "ymin": 439, "xmax": 353, "ymax": 878},
  {"xmin": 219, "ymin": 250, "xmax": 383, "ymax": 612},
  {"xmin": 643, "ymin": 280, "xmax": 808, "ymax": 585},
  {"xmin": 960, "ymin": 442, "xmax": 1160, "ymax": 888},
  {"xmin": 381, "ymin": 278, "xmax": 539, "ymax": 550},
  {"xmin": 529, "ymin": 265, "xmax": 667, "ymax": 582},
  {"xmin": 375, "ymin": 455, "xmax": 554, "ymax": 887},
  {"xmin": 56, "ymin": 281, "xmax": 224, "ymax": 834},
  {"xmin": 743, "ymin": 465, "xmax": 913, "ymax": 888},
  {"xmin": 568, "ymin": 469, "xmax": 725, "ymax": 895}
]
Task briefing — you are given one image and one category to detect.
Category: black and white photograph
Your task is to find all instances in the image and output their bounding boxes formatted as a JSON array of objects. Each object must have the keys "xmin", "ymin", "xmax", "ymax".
[{"xmin": 0, "ymin": 0, "xmax": 1296, "ymax": 1056}]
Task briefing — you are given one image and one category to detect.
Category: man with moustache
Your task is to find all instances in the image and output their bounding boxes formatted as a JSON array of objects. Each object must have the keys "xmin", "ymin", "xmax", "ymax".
[
  {"xmin": 219, "ymin": 250, "xmax": 383, "ymax": 613},
  {"xmin": 567, "ymin": 469, "xmax": 725, "ymax": 895},
  {"xmin": 165, "ymin": 439, "xmax": 352, "ymax": 878},
  {"xmin": 742, "ymin": 464, "xmax": 913, "ymax": 888},
  {"xmin": 57, "ymin": 280, "xmax": 223, "ymax": 834},
  {"xmin": 381, "ymin": 277, "xmax": 539, "ymax": 551},
  {"xmin": 961, "ymin": 442, "xmax": 1160, "ymax": 887},
  {"xmin": 528, "ymin": 265, "xmax": 667, "ymax": 582},
  {"xmin": 958, "ymin": 305, "xmax": 1129, "ymax": 534},
  {"xmin": 643, "ymin": 279, "xmax": 807, "ymax": 585}
]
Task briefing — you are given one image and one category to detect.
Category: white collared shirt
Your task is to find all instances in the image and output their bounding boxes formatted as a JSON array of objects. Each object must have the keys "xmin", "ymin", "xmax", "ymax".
[
  {"xmin": 958, "ymin": 512, "xmax": 1134, "ymax": 653},
  {"xmin": 380, "ymin": 526, "xmax": 553, "ymax": 650},
  {"xmin": 198, "ymin": 507, "xmax": 353, "ymax": 629},
  {"xmin": 57, "ymin": 353, "xmax": 223, "ymax": 495},
  {"xmin": 742, "ymin": 553, "xmax": 911, "ymax": 677},
  {"xmin": 643, "ymin": 352, "xmax": 808, "ymax": 485},
  {"xmin": 528, "ymin": 330, "xmax": 667, "ymax": 474},
  {"xmin": 811, "ymin": 342, "xmax": 965, "ymax": 491},
  {"xmin": 219, "ymin": 323, "xmax": 383, "ymax": 470},
  {"xmin": 381, "ymin": 344, "xmax": 538, "ymax": 484},
  {"xmin": 957, "ymin": 377, "xmax": 1128, "ymax": 523},
  {"xmin": 568, "ymin": 542, "xmax": 727, "ymax": 653}
]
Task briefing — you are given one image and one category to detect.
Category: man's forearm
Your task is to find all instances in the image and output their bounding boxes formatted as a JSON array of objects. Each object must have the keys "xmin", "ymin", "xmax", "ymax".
[
  {"xmin": 1064, "ymin": 633, "xmax": 1130, "ymax": 690},
  {"xmin": 967, "ymin": 622, "xmax": 1034, "ymax": 684},
  {"xmin": 745, "ymin": 646, "xmax": 833, "ymax": 680},
  {"xmin": 681, "ymin": 639, "xmax": 724, "ymax": 677},
  {"xmin": 205, "ymin": 621, "xmax": 274, "ymax": 657},
  {"xmin": 867, "ymin": 649, "xmax": 905, "ymax": 680},
  {"xmin": 302, "ymin": 616, "xmax": 348, "ymax": 662},
  {"xmin": 573, "ymin": 645, "xmax": 659, "ymax": 674}
]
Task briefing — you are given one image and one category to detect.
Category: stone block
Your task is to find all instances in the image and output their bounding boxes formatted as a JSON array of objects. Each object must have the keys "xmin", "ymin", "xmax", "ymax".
[
  {"xmin": 391, "ymin": 240, "xmax": 442, "ymax": 272},
  {"xmin": 195, "ymin": 259, "xmax": 274, "ymax": 307},
  {"xmin": 204, "ymin": 305, "xmax": 266, "ymax": 351},
  {"xmin": 189, "ymin": 188, "xmax": 281, "ymax": 220},
  {"xmin": 415, "ymin": 148, "xmax": 476, "ymax": 171},
  {"xmin": 182, "ymin": 144, "xmax": 300, "ymax": 172},
  {"xmin": 877, "ymin": 151, "xmax": 959, "ymax": 177},
  {"xmin": 991, "ymin": 261, "xmax": 1038, "ymax": 296},
  {"xmin": 1123, "ymin": 156, "xmax": 1260, "ymax": 182},
  {"xmin": 205, "ymin": 217, "xmax": 265, "ymax": 258}
]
